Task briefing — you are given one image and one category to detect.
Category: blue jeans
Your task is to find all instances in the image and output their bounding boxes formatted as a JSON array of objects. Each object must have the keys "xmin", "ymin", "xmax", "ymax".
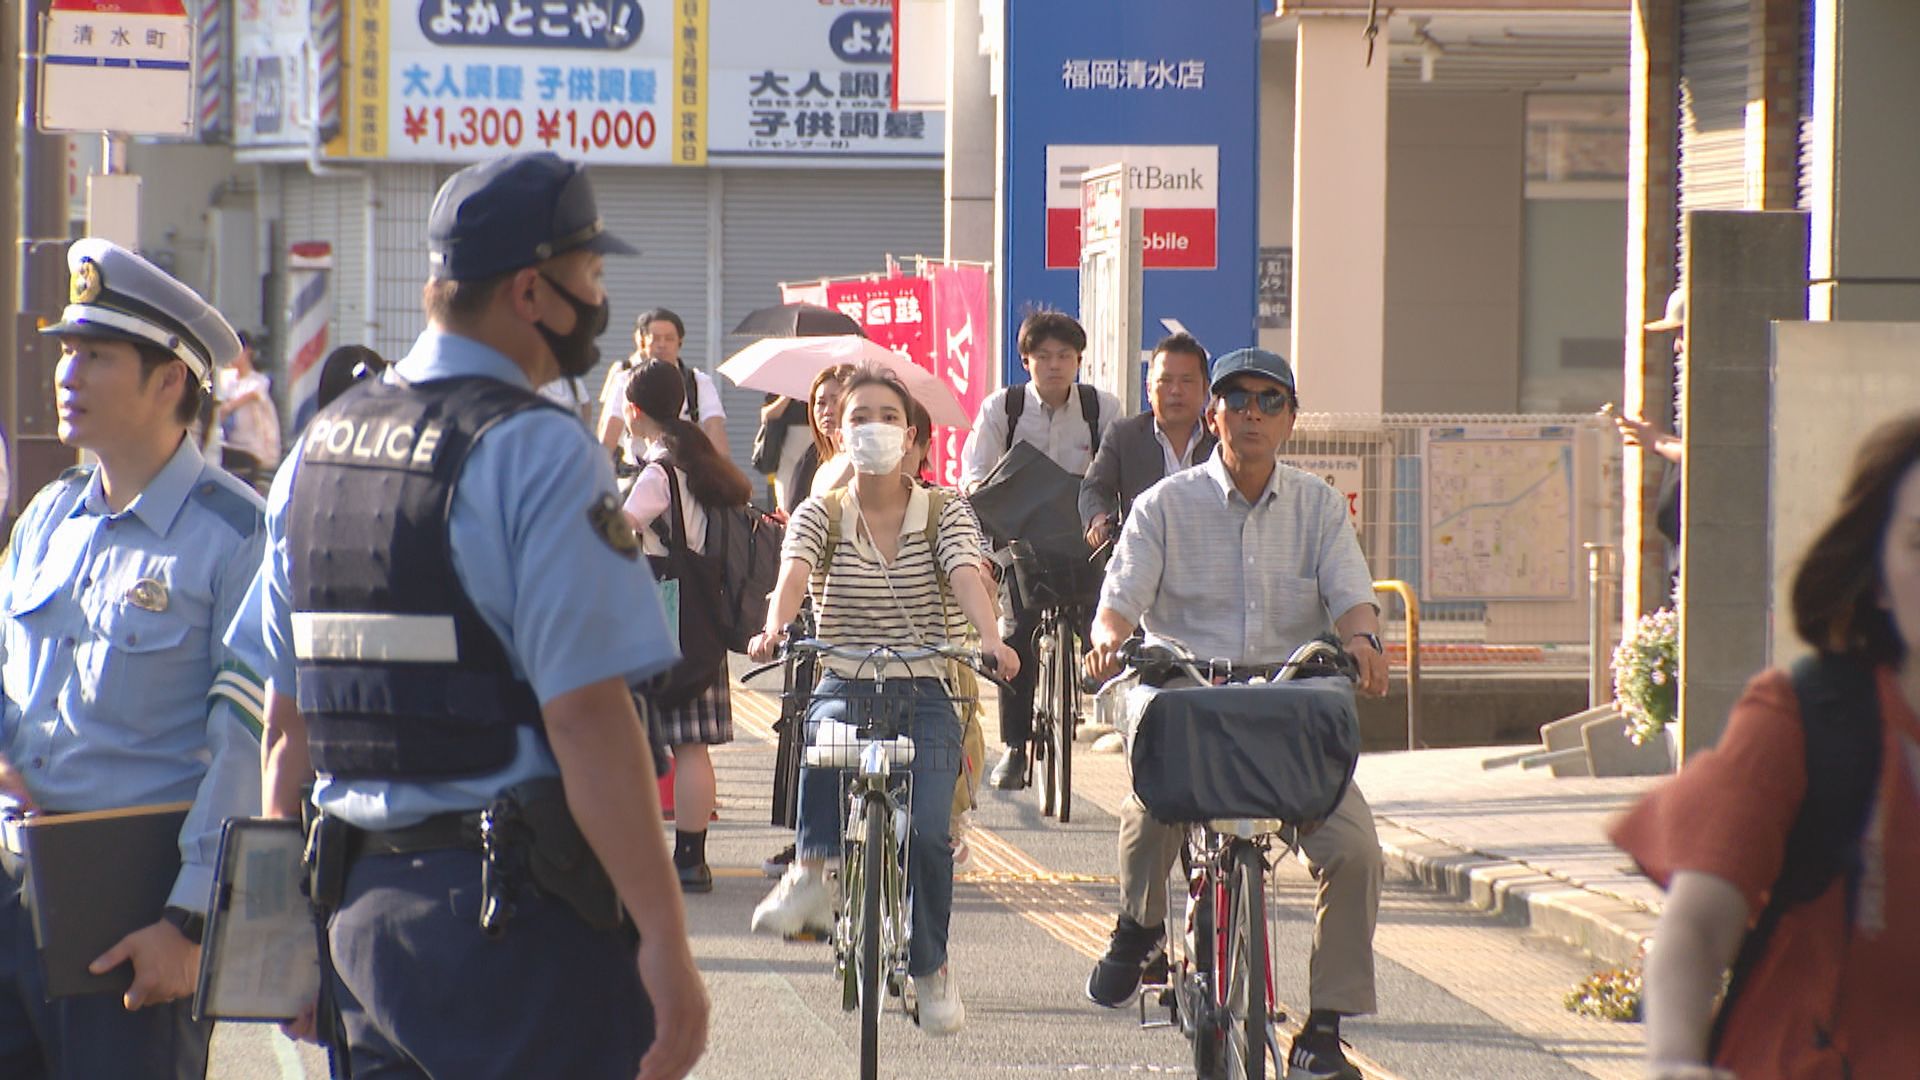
[{"xmin": 795, "ymin": 675, "xmax": 961, "ymax": 978}]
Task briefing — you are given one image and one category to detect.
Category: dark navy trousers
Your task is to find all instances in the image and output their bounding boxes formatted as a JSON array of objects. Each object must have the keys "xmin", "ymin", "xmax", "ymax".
[
  {"xmin": 327, "ymin": 848, "xmax": 653, "ymax": 1079},
  {"xmin": 0, "ymin": 861, "xmax": 211, "ymax": 1080}
]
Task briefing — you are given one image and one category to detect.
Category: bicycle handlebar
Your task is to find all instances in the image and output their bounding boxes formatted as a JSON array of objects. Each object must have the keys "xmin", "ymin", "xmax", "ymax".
[
  {"xmin": 741, "ymin": 634, "xmax": 1010, "ymax": 692},
  {"xmin": 1100, "ymin": 635, "xmax": 1358, "ymax": 695}
]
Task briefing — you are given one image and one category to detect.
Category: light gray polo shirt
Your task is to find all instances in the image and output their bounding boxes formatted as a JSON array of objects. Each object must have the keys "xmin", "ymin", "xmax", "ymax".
[{"xmin": 1100, "ymin": 451, "xmax": 1377, "ymax": 664}]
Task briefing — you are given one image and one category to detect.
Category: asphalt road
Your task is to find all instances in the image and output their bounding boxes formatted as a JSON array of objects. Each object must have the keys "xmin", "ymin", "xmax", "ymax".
[{"xmin": 209, "ymin": 673, "xmax": 1645, "ymax": 1079}]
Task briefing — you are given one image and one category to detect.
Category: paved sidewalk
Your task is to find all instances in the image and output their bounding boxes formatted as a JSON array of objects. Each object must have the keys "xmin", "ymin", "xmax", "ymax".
[{"xmin": 1357, "ymin": 748, "xmax": 1663, "ymax": 968}]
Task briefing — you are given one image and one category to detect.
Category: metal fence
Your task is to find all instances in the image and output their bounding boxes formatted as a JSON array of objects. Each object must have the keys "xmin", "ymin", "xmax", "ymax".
[{"xmin": 1284, "ymin": 413, "xmax": 1621, "ymax": 672}]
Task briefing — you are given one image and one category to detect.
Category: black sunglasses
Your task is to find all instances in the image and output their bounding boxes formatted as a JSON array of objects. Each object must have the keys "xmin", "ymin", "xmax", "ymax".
[{"xmin": 1218, "ymin": 387, "xmax": 1293, "ymax": 415}]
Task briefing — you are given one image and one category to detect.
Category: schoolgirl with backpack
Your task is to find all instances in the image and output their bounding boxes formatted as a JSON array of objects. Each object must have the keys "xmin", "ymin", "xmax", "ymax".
[{"xmin": 621, "ymin": 361, "xmax": 755, "ymax": 894}]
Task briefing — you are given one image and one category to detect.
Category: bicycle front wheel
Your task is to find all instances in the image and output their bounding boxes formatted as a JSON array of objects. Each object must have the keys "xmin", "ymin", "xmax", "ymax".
[
  {"xmin": 1223, "ymin": 844, "xmax": 1270, "ymax": 1080},
  {"xmin": 858, "ymin": 793, "xmax": 886, "ymax": 1080},
  {"xmin": 1053, "ymin": 614, "xmax": 1076, "ymax": 823}
]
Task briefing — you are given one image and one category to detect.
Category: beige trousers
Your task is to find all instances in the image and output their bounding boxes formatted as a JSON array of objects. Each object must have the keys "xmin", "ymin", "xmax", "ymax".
[{"xmin": 1116, "ymin": 779, "xmax": 1382, "ymax": 1016}]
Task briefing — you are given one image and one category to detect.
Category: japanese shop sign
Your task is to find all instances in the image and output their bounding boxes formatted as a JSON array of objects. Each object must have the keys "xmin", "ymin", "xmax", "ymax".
[
  {"xmin": 381, "ymin": 0, "xmax": 685, "ymax": 163},
  {"xmin": 1002, "ymin": 0, "xmax": 1257, "ymax": 384},
  {"xmin": 792, "ymin": 266, "xmax": 991, "ymax": 486},
  {"xmin": 414, "ymin": 0, "xmax": 644, "ymax": 48},
  {"xmin": 706, "ymin": 4, "xmax": 940, "ymax": 164},
  {"xmin": 1046, "ymin": 145, "xmax": 1218, "ymax": 270},
  {"xmin": 234, "ymin": 0, "xmax": 317, "ymax": 148},
  {"xmin": 40, "ymin": 0, "xmax": 195, "ymax": 136}
]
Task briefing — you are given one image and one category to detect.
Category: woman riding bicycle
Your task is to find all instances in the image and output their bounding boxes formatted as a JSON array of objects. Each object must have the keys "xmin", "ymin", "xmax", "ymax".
[{"xmin": 746, "ymin": 364, "xmax": 1018, "ymax": 1036}]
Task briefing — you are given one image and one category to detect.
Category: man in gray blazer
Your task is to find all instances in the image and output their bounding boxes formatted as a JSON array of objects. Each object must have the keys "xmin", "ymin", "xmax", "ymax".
[{"xmin": 1079, "ymin": 333, "xmax": 1218, "ymax": 547}]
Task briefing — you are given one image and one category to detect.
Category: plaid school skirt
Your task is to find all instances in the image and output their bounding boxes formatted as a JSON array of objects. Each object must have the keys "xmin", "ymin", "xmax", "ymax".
[{"xmin": 655, "ymin": 676, "xmax": 735, "ymax": 747}]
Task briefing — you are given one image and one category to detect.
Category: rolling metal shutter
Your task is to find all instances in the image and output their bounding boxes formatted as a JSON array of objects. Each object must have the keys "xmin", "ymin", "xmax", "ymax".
[
  {"xmin": 1677, "ymin": 0, "xmax": 1751, "ymax": 260},
  {"xmin": 715, "ymin": 168, "xmax": 943, "ymax": 470},
  {"xmin": 578, "ymin": 168, "xmax": 714, "ymax": 436}
]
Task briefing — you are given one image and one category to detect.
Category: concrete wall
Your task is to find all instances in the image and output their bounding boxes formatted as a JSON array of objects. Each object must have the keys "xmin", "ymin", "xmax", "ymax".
[
  {"xmin": 123, "ymin": 143, "xmax": 250, "ymax": 320},
  {"xmin": 1769, "ymin": 321, "xmax": 1920, "ymax": 667},
  {"xmin": 1382, "ymin": 93, "xmax": 1525, "ymax": 414},
  {"xmin": 1521, "ymin": 198, "xmax": 1627, "ymax": 413},
  {"xmin": 1677, "ymin": 209, "xmax": 1808, "ymax": 756}
]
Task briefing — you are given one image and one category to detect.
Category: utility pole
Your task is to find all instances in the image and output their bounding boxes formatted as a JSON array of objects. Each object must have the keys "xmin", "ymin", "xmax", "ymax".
[{"xmin": 13, "ymin": 0, "xmax": 79, "ymax": 506}]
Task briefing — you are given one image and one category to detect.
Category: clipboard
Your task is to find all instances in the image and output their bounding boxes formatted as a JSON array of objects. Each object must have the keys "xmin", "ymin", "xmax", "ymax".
[
  {"xmin": 193, "ymin": 817, "xmax": 320, "ymax": 1022},
  {"xmin": 19, "ymin": 801, "xmax": 191, "ymax": 999}
]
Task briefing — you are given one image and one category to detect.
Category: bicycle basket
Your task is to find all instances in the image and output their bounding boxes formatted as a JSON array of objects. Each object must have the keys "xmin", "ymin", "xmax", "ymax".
[
  {"xmin": 1128, "ymin": 679, "xmax": 1361, "ymax": 825},
  {"xmin": 1007, "ymin": 537, "xmax": 1106, "ymax": 610}
]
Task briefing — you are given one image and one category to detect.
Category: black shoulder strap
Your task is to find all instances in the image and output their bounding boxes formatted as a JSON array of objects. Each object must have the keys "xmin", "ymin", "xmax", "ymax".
[
  {"xmin": 1003, "ymin": 386, "xmax": 1026, "ymax": 456},
  {"xmin": 646, "ymin": 463, "xmax": 691, "ymax": 555},
  {"xmin": 682, "ymin": 366, "xmax": 701, "ymax": 423},
  {"xmin": 1078, "ymin": 384, "xmax": 1102, "ymax": 455},
  {"xmin": 1709, "ymin": 652, "xmax": 1881, "ymax": 1055}
]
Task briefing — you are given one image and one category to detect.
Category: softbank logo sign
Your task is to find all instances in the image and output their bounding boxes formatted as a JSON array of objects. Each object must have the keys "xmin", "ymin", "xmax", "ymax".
[{"xmin": 1045, "ymin": 145, "xmax": 1219, "ymax": 270}]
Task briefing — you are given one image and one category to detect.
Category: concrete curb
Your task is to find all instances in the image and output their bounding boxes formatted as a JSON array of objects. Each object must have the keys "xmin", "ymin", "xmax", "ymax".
[{"xmin": 1374, "ymin": 819, "xmax": 1659, "ymax": 970}]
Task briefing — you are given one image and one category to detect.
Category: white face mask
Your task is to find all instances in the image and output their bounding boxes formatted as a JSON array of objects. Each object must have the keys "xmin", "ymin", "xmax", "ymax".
[{"xmin": 844, "ymin": 422, "xmax": 908, "ymax": 475}]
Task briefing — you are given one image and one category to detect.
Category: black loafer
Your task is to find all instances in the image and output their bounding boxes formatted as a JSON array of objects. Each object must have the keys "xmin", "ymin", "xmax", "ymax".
[{"xmin": 677, "ymin": 862, "xmax": 714, "ymax": 894}]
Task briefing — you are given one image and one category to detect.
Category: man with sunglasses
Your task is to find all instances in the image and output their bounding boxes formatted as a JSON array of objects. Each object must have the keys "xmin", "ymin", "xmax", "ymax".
[{"xmin": 1082, "ymin": 348, "xmax": 1388, "ymax": 1080}]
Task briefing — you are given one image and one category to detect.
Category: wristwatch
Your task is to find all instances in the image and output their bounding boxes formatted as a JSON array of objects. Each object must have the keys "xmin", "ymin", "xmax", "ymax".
[
  {"xmin": 161, "ymin": 906, "xmax": 206, "ymax": 945},
  {"xmin": 1347, "ymin": 632, "xmax": 1384, "ymax": 655}
]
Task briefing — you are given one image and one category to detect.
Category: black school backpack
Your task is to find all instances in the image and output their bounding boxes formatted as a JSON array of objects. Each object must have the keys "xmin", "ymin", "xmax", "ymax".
[
  {"xmin": 1707, "ymin": 650, "xmax": 1883, "ymax": 1055},
  {"xmin": 1004, "ymin": 383, "xmax": 1103, "ymax": 458},
  {"xmin": 706, "ymin": 500, "xmax": 783, "ymax": 653}
]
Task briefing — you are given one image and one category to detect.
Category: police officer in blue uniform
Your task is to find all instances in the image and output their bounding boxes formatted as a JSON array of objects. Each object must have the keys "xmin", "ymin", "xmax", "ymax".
[
  {"xmin": 257, "ymin": 152, "xmax": 708, "ymax": 1079},
  {"xmin": 0, "ymin": 239, "xmax": 268, "ymax": 1079}
]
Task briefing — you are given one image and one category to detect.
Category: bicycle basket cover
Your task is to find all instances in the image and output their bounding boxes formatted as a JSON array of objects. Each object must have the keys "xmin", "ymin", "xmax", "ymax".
[{"xmin": 1129, "ymin": 679, "xmax": 1361, "ymax": 825}]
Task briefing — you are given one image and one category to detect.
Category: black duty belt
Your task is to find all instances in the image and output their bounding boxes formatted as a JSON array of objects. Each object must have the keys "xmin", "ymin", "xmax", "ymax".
[{"xmin": 352, "ymin": 811, "xmax": 483, "ymax": 859}]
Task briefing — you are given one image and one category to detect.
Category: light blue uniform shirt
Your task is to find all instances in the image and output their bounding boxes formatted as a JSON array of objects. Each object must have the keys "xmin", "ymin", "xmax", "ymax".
[
  {"xmin": 260, "ymin": 329, "xmax": 677, "ymax": 830},
  {"xmin": 0, "ymin": 438, "xmax": 268, "ymax": 912}
]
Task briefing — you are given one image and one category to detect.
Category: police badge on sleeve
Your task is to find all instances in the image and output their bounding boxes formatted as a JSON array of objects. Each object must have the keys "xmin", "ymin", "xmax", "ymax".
[{"xmin": 589, "ymin": 493, "xmax": 641, "ymax": 560}]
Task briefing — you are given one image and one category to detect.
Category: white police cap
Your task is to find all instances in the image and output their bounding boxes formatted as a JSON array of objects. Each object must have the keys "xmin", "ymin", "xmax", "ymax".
[{"xmin": 40, "ymin": 238, "xmax": 240, "ymax": 387}]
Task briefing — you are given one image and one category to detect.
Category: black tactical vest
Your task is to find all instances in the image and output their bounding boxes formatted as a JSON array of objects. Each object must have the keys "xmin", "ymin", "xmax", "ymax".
[{"xmin": 288, "ymin": 375, "xmax": 562, "ymax": 780}]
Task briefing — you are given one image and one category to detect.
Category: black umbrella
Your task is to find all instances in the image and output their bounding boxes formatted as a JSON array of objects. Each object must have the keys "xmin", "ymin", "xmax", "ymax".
[{"xmin": 731, "ymin": 302, "xmax": 864, "ymax": 339}]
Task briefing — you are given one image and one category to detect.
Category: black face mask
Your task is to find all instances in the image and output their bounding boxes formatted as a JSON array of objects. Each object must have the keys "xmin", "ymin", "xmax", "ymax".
[{"xmin": 535, "ymin": 273, "xmax": 610, "ymax": 378}]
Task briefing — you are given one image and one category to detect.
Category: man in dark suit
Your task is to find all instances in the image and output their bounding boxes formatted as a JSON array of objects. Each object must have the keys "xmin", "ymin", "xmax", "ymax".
[{"xmin": 1079, "ymin": 333, "xmax": 1218, "ymax": 548}]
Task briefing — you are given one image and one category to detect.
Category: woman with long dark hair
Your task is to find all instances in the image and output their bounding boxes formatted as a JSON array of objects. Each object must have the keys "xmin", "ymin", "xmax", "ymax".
[
  {"xmin": 1614, "ymin": 413, "xmax": 1920, "ymax": 1079},
  {"xmin": 779, "ymin": 363, "xmax": 855, "ymax": 515},
  {"xmin": 622, "ymin": 361, "xmax": 753, "ymax": 893}
]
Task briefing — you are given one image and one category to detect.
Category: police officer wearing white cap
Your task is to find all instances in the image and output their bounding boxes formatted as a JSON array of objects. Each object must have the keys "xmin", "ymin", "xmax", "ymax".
[
  {"xmin": 254, "ymin": 152, "xmax": 707, "ymax": 1078},
  {"xmin": 0, "ymin": 238, "xmax": 268, "ymax": 1078}
]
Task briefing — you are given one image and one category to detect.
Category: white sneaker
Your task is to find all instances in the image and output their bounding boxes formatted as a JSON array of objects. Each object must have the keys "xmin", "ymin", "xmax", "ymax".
[
  {"xmin": 911, "ymin": 964, "xmax": 965, "ymax": 1036},
  {"xmin": 749, "ymin": 865, "xmax": 833, "ymax": 938}
]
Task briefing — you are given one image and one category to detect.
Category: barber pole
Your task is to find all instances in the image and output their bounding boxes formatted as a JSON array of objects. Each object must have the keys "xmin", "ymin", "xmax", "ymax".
[
  {"xmin": 195, "ymin": 0, "xmax": 223, "ymax": 138},
  {"xmin": 313, "ymin": 0, "xmax": 343, "ymax": 142},
  {"xmin": 287, "ymin": 242, "xmax": 334, "ymax": 431}
]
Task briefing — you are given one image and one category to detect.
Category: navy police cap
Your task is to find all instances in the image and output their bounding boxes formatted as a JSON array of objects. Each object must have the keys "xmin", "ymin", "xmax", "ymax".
[
  {"xmin": 1209, "ymin": 347, "xmax": 1297, "ymax": 395},
  {"xmin": 40, "ymin": 238, "xmax": 239, "ymax": 388},
  {"xmin": 428, "ymin": 152, "xmax": 637, "ymax": 282}
]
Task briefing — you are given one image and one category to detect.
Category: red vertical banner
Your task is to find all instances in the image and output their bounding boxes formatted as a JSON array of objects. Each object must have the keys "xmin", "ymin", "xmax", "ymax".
[{"xmin": 928, "ymin": 266, "xmax": 992, "ymax": 487}]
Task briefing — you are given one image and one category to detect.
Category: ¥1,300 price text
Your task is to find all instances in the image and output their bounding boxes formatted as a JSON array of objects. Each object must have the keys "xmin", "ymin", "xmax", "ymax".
[{"xmin": 400, "ymin": 105, "xmax": 659, "ymax": 156}]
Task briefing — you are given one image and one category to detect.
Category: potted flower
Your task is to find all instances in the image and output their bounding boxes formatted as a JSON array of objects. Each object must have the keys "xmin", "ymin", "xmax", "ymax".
[{"xmin": 1613, "ymin": 608, "xmax": 1679, "ymax": 746}]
